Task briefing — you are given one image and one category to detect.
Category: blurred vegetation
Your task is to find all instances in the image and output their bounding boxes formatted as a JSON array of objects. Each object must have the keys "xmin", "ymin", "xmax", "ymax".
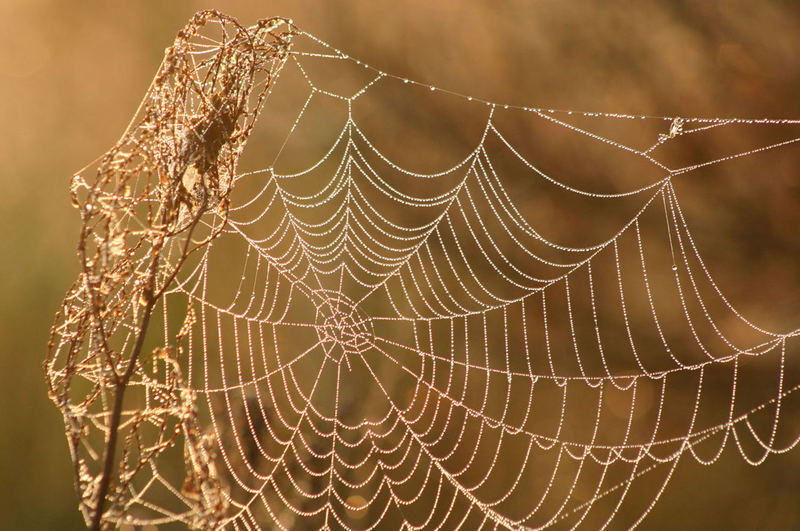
[{"xmin": 1, "ymin": 0, "xmax": 798, "ymax": 528}]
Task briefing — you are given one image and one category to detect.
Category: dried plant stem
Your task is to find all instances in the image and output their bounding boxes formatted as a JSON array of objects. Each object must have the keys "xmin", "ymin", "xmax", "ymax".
[
  {"xmin": 90, "ymin": 302, "xmax": 154, "ymax": 531},
  {"xmin": 45, "ymin": 12, "xmax": 295, "ymax": 528},
  {"xmin": 91, "ymin": 204, "xmax": 204, "ymax": 530}
]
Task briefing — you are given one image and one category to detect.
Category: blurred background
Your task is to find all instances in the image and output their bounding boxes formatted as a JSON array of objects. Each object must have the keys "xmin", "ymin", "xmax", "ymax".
[{"xmin": 1, "ymin": 0, "xmax": 799, "ymax": 528}]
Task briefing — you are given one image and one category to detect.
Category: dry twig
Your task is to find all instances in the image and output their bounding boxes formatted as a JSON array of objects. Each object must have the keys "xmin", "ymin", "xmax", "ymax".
[{"xmin": 46, "ymin": 11, "xmax": 295, "ymax": 529}]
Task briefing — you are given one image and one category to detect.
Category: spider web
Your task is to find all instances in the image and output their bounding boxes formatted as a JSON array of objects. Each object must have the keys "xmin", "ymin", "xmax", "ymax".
[{"xmin": 47, "ymin": 11, "xmax": 800, "ymax": 529}]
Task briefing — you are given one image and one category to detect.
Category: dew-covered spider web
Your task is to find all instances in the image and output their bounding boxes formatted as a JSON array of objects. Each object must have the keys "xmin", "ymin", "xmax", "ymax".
[{"xmin": 47, "ymin": 10, "xmax": 800, "ymax": 530}]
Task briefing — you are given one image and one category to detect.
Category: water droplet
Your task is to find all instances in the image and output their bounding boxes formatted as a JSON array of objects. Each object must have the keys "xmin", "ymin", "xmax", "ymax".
[{"xmin": 671, "ymin": 265, "xmax": 678, "ymax": 271}]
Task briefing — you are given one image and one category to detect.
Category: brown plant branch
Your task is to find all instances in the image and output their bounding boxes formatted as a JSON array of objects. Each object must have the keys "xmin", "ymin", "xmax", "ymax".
[{"xmin": 45, "ymin": 11, "xmax": 295, "ymax": 529}]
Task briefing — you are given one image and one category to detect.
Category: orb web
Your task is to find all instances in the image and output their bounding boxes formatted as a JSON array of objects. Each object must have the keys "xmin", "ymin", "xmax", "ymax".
[{"xmin": 47, "ymin": 10, "xmax": 800, "ymax": 529}]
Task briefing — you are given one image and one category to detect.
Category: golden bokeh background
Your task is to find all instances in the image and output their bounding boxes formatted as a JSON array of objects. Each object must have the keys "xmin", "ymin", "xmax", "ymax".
[{"xmin": 1, "ymin": 1, "xmax": 798, "ymax": 528}]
